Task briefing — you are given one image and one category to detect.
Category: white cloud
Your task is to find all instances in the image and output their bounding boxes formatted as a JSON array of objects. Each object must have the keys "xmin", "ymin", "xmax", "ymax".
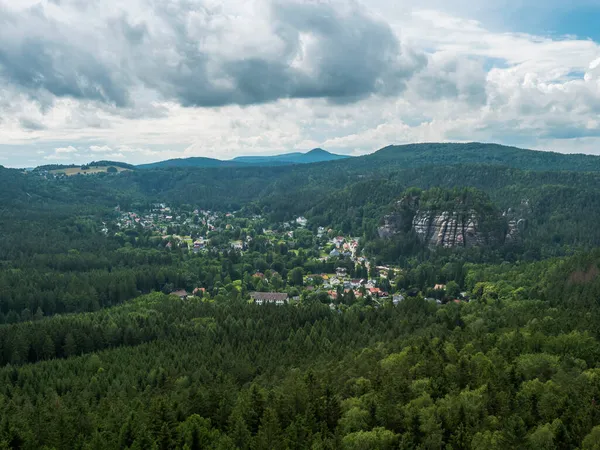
[
  {"xmin": 44, "ymin": 153, "xmax": 79, "ymax": 161},
  {"xmin": 90, "ymin": 145, "xmax": 114, "ymax": 153},
  {"xmin": 55, "ymin": 146, "xmax": 78, "ymax": 154},
  {"xmin": 0, "ymin": 0, "xmax": 600, "ymax": 166}
]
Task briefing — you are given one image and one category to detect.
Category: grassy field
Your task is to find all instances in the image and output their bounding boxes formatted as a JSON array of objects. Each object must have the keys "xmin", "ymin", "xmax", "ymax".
[{"xmin": 50, "ymin": 166, "xmax": 131, "ymax": 176}]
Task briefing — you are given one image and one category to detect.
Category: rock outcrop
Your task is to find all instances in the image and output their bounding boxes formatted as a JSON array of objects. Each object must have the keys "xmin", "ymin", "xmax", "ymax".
[
  {"xmin": 411, "ymin": 210, "xmax": 489, "ymax": 248},
  {"xmin": 377, "ymin": 189, "xmax": 524, "ymax": 249}
]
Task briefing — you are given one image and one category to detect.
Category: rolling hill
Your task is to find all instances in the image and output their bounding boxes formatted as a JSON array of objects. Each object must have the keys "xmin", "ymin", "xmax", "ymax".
[
  {"xmin": 37, "ymin": 142, "xmax": 600, "ymax": 173},
  {"xmin": 232, "ymin": 148, "xmax": 350, "ymax": 165},
  {"xmin": 136, "ymin": 156, "xmax": 241, "ymax": 170},
  {"xmin": 353, "ymin": 142, "xmax": 600, "ymax": 172},
  {"xmin": 136, "ymin": 148, "xmax": 350, "ymax": 169}
]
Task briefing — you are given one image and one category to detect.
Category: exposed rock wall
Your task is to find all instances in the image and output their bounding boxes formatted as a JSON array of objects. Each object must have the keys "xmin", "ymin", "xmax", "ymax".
[
  {"xmin": 377, "ymin": 191, "xmax": 524, "ymax": 248},
  {"xmin": 412, "ymin": 210, "xmax": 488, "ymax": 248},
  {"xmin": 378, "ymin": 209, "xmax": 521, "ymax": 248}
]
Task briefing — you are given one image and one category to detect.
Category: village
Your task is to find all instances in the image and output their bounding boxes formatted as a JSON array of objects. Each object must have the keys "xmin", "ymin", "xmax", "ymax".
[{"xmin": 109, "ymin": 203, "xmax": 465, "ymax": 309}]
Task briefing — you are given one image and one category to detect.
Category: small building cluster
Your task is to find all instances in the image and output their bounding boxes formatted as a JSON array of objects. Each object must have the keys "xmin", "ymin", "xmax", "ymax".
[{"xmin": 250, "ymin": 292, "xmax": 289, "ymax": 306}]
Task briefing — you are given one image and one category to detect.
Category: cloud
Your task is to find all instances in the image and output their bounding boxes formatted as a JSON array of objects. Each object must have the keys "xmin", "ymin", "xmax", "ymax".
[
  {"xmin": 90, "ymin": 145, "xmax": 113, "ymax": 153},
  {"xmin": 1, "ymin": 1, "xmax": 600, "ymax": 166},
  {"xmin": 44, "ymin": 149, "xmax": 78, "ymax": 160},
  {"xmin": 55, "ymin": 145, "xmax": 77, "ymax": 153},
  {"xmin": 0, "ymin": 0, "xmax": 426, "ymax": 110},
  {"xmin": 0, "ymin": 3, "xmax": 130, "ymax": 106},
  {"xmin": 139, "ymin": 0, "xmax": 427, "ymax": 107},
  {"xmin": 407, "ymin": 53, "xmax": 488, "ymax": 105},
  {"xmin": 99, "ymin": 152, "xmax": 125, "ymax": 159},
  {"xmin": 19, "ymin": 117, "xmax": 46, "ymax": 130}
]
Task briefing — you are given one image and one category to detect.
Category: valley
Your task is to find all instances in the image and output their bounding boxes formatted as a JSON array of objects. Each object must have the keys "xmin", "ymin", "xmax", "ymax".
[{"xmin": 2, "ymin": 143, "xmax": 600, "ymax": 449}]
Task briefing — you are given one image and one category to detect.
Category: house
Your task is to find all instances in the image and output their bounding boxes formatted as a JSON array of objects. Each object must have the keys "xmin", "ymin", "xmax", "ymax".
[
  {"xmin": 350, "ymin": 279, "xmax": 364, "ymax": 288},
  {"xmin": 369, "ymin": 287, "xmax": 382, "ymax": 297},
  {"xmin": 250, "ymin": 292, "xmax": 289, "ymax": 306},
  {"xmin": 329, "ymin": 249, "xmax": 340, "ymax": 257},
  {"xmin": 193, "ymin": 239, "xmax": 207, "ymax": 253},
  {"xmin": 434, "ymin": 284, "xmax": 446, "ymax": 291},
  {"xmin": 171, "ymin": 289, "xmax": 189, "ymax": 300},
  {"xmin": 193, "ymin": 287, "xmax": 206, "ymax": 296},
  {"xmin": 336, "ymin": 267, "xmax": 347, "ymax": 277},
  {"xmin": 393, "ymin": 294, "xmax": 405, "ymax": 305},
  {"xmin": 296, "ymin": 216, "xmax": 308, "ymax": 227},
  {"xmin": 231, "ymin": 241, "xmax": 244, "ymax": 251},
  {"xmin": 327, "ymin": 290, "xmax": 338, "ymax": 300}
]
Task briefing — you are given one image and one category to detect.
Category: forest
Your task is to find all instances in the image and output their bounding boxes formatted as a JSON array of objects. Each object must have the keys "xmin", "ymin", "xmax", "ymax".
[{"xmin": 3, "ymin": 143, "xmax": 600, "ymax": 448}]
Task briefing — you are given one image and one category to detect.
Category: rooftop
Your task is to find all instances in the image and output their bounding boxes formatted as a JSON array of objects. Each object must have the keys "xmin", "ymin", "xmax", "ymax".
[{"xmin": 250, "ymin": 292, "xmax": 289, "ymax": 301}]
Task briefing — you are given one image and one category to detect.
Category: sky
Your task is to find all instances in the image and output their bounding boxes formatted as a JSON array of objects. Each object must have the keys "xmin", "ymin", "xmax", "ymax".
[{"xmin": 1, "ymin": 0, "xmax": 600, "ymax": 167}]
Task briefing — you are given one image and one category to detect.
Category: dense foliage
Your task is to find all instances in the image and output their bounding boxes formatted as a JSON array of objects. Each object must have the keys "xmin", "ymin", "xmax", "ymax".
[
  {"xmin": 3, "ymin": 255, "xmax": 600, "ymax": 449},
  {"xmin": 3, "ymin": 143, "xmax": 600, "ymax": 448}
]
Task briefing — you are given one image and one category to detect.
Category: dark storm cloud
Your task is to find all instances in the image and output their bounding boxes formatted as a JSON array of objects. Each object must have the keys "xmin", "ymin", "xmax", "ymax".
[
  {"xmin": 0, "ymin": 0, "xmax": 427, "ymax": 109},
  {"xmin": 271, "ymin": 1, "xmax": 426, "ymax": 101},
  {"xmin": 0, "ymin": 40, "xmax": 130, "ymax": 106},
  {"xmin": 0, "ymin": 5, "xmax": 131, "ymax": 106},
  {"xmin": 153, "ymin": 0, "xmax": 427, "ymax": 107}
]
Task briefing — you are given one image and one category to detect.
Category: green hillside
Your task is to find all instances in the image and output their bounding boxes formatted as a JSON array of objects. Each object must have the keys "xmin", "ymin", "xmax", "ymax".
[
  {"xmin": 138, "ymin": 148, "xmax": 350, "ymax": 169},
  {"xmin": 4, "ymin": 143, "xmax": 600, "ymax": 448},
  {"xmin": 357, "ymin": 142, "xmax": 600, "ymax": 172},
  {"xmin": 233, "ymin": 148, "xmax": 350, "ymax": 165},
  {"xmin": 136, "ymin": 156, "xmax": 242, "ymax": 169}
]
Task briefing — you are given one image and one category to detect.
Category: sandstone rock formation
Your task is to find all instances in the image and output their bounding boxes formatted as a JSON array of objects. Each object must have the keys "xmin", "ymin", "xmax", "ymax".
[
  {"xmin": 377, "ymin": 190, "xmax": 524, "ymax": 248},
  {"xmin": 411, "ymin": 210, "xmax": 489, "ymax": 248}
]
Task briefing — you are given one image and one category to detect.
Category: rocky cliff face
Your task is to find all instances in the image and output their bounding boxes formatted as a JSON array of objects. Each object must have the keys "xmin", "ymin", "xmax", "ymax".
[
  {"xmin": 411, "ymin": 210, "xmax": 489, "ymax": 248},
  {"xmin": 378, "ymin": 193, "xmax": 524, "ymax": 248}
]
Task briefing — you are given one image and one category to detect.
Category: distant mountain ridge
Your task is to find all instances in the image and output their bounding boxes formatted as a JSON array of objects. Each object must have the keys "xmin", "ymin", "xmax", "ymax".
[
  {"xmin": 32, "ymin": 142, "xmax": 600, "ymax": 173},
  {"xmin": 136, "ymin": 157, "xmax": 240, "ymax": 170},
  {"xmin": 136, "ymin": 148, "xmax": 349, "ymax": 169},
  {"xmin": 34, "ymin": 160, "xmax": 134, "ymax": 172},
  {"xmin": 232, "ymin": 148, "xmax": 350, "ymax": 165},
  {"xmin": 358, "ymin": 142, "xmax": 600, "ymax": 172}
]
